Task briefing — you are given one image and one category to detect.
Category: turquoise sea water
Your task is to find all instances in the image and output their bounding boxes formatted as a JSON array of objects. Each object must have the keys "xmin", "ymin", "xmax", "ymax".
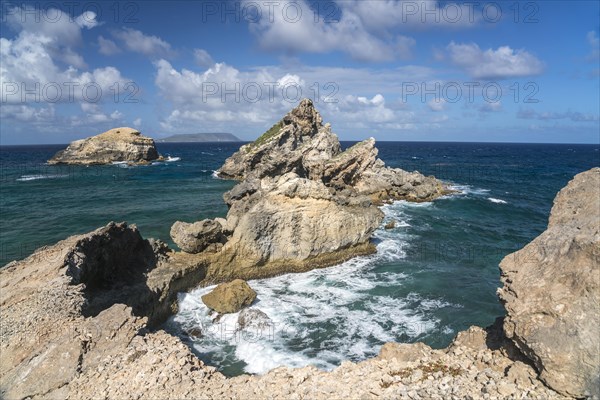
[{"xmin": 1, "ymin": 142, "xmax": 598, "ymax": 375}]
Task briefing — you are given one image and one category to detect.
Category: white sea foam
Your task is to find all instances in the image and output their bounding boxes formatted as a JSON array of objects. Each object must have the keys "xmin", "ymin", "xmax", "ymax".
[
  {"xmin": 211, "ymin": 170, "xmax": 221, "ymax": 179},
  {"xmin": 375, "ymin": 239, "xmax": 407, "ymax": 261},
  {"xmin": 16, "ymin": 174, "xmax": 68, "ymax": 182},
  {"xmin": 165, "ymin": 156, "xmax": 181, "ymax": 162},
  {"xmin": 487, "ymin": 197, "xmax": 507, "ymax": 204},
  {"xmin": 449, "ymin": 184, "xmax": 490, "ymax": 196},
  {"xmin": 111, "ymin": 161, "xmax": 130, "ymax": 168},
  {"xmin": 442, "ymin": 326, "xmax": 455, "ymax": 335},
  {"xmin": 170, "ymin": 200, "xmax": 460, "ymax": 375}
]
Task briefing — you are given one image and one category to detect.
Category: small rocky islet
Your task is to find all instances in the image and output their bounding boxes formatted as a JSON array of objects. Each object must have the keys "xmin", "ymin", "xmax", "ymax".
[
  {"xmin": 48, "ymin": 127, "xmax": 162, "ymax": 165},
  {"xmin": 1, "ymin": 100, "xmax": 598, "ymax": 399}
]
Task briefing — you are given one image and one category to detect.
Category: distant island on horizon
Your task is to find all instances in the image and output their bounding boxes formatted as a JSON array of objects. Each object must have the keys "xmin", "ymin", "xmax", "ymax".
[{"xmin": 157, "ymin": 133, "xmax": 241, "ymax": 143}]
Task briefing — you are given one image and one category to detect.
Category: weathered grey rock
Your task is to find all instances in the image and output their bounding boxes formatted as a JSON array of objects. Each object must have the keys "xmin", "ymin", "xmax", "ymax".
[
  {"xmin": 0, "ymin": 222, "xmax": 195, "ymax": 399},
  {"xmin": 223, "ymin": 178, "xmax": 261, "ymax": 203},
  {"xmin": 355, "ymin": 167, "xmax": 446, "ymax": 203},
  {"xmin": 201, "ymin": 279, "xmax": 257, "ymax": 314},
  {"xmin": 170, "ymin": 219, "xmax": 223, "ymax": 253},
  {"xmin": 48, "ymin": 127, "xmax": 161, "ymax": 165},
  {"xmin": 205, "ymin": 100, "xmax": 447, "ymax": 281},
  {"xmin": 147, "ymin": 238, "xmax": 173, "ymax": 261},
  {"xmin": 217, "ymin": 99, "xmax": 447, "ymax": 203},
  {"xmin": 237, "ymin": 308, "xmax": 272, "ymax": 331},
  {"xmin": 220, "ymin": 173, "xmax": 383, "ymax": 266},
  {"xmin": 379, "ymin": 342, "xmax": 440, "ymax": 363},
  {"xmin": 217, "ymin": 99, "xmax": 334, "ymax": 180},
  {"xmin": 498, "ymin": 167, "xmax": 600, "ymax": 398},
  {"xmin": 321, "ymin": 138, "xmax": 378, "ymax": 188}
]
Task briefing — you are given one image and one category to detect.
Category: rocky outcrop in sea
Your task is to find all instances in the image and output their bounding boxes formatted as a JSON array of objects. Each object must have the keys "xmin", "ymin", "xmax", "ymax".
[
  {"xmin": 217, "ymin": 99, "xmax": 447, "ymax": 204},
  {"xmin": 1, "ymin": 168, "xmax": 598, "ymax": 398},
  {"xmin": 1, "ymin": 98, "xmax": 598, "ymax": 399},
  {"xmin": 48, "ymin": 127, "xmax": 161, "ymax": 165},
  {"xmin": 167, "ymin": 99, "xmax": 448, "ymax": 284}
]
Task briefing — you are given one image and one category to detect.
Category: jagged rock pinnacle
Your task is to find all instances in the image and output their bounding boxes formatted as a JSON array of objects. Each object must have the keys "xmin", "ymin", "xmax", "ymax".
[{"xmin": 284, "ymin": 98, "xmax": 323, "ymax": 134}]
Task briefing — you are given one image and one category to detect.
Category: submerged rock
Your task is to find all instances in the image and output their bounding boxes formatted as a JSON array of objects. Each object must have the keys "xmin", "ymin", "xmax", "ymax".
[
  {"xmin": 201, "ymin": 279, "xmax": 257, "ymax": 314},
  {"xmin": 48, "ymin": 127, "xmax": 161, "ymax": 165},
  {"xmin": 237, "ymin": 308, "xmax": 272, "ymax": 331},
  {"xmin": 498, "ymin": 167, "xmax": 600, "ymax": 398},
  {"xmin": 184, "ymin": 326, "xmax": 203, "ymax": 339}
]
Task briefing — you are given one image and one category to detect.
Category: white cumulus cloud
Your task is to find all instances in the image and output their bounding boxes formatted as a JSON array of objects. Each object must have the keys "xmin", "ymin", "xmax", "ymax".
[
  {"xmin": 1, "ymin": 6, "xmax": 132, "ymax": 133},
  {"xmin": 446, "ymin": 42, "xmax": 544, "ymax": 80},
  {"xmin": 112, "ymin": 28, "xmax": 174, "ymax": 58},
  {"xmin": 75, "ymin": 11, "xmax": 101, "ymax": 29},
  {"xmin": 245, "ymin": 0, "xmax": 410, "ymax": 62},
  {"xmin": 427, "ymin": 98, "xmax": 446, "ymax": 112},
  {"xmin": 194, "ymin": 49, "xmax": 215, "ymax": 68},
  {"xmin": 98, "ymin": 36, "xmax": 121, "ymax": 56},
  {"xmin": 244, "ymin": 0, "xmax": 478, "ymax": 62}
]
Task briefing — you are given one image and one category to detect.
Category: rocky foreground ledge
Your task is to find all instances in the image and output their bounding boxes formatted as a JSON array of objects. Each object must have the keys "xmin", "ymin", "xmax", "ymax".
[
  {"xmin": 48, "ymin": 127, "xmax": 161, "ymax": 165},
  {"xmin": 1, "ymin": 168, "xmax": 598, "ymax": 399}
]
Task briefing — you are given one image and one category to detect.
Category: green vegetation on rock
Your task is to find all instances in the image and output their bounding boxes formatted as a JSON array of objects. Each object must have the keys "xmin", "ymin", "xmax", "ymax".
[{"xmin": 249, "ymin": 121, "xmax": 283, "ymax": 149}]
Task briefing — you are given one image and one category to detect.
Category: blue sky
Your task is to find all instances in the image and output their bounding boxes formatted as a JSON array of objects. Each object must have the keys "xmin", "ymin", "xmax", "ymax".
[{"xmin": 1, "ymin": 0, "xmax": 599, "ymax": 144}]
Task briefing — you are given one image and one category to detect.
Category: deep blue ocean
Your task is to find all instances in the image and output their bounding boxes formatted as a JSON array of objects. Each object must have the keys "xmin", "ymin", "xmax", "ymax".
[{"xmin": 1, "ymin": 141, "xmax": 598, "ymax": 375}]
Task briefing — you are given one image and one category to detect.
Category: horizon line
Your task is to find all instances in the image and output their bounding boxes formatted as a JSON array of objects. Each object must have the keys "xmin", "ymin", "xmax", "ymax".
[{"xmin": 1, "ymin": 140, "xmax": 599, "ymax": 146}]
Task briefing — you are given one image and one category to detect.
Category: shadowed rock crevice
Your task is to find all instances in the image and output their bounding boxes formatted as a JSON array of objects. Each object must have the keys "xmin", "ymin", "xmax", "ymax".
[
  {"xmin": 483, "ymin": 317, "xmax": 538, "ymax": 371},
  {"xmin": 60, "ymin": 223, "xmax": 177, "ymax": 323}
]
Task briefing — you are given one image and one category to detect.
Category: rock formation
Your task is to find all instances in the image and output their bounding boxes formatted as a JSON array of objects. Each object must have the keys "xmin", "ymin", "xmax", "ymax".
[
  {"xmin": 166, "ymin": 100, "xmax": 448, "ymax": 283},
  {"xmin": 214, "ymin": 172, "xmax": 383, "ymax": 273},
  {"xmin": 0, "ymin": 227, "xmax": 564, "ymax": 400},
  {"xmin": 498, "ymin": 167, "xmax": 600, "ymax": 398},
  {"xmin": 170, "ymin": 219, "xmax": 225, "ymax": 254},
  {"xmin": 3, "ymin": 98, "xmax": 597, "ymax": 399},
  {"xmin": 217, "ymin": 99, "xmax": 446, "ymax": 204},
  {"xmin": 1, "ymin": 167, "xmax": 597, "ymax": 398},
  {"xmin": 48, "ymin": 127, "xmax": 161, "ymax": 165},
  {"xmin": 201, "ymin": 279, "xmax": 257, "ymax": 314},
  {"xmin": 237, "ymin": 308, "xmax": 272, "ymax": 331},
  {"xmin": 0, "ymin": 223, "xmax": 174, "ymax": 398}
]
